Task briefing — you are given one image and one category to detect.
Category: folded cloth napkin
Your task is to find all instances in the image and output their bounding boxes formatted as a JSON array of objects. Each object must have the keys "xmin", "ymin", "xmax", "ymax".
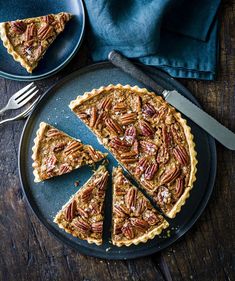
[{"xmin": 84, "ymin": 0, "xmax": 220, "ymax": 80}]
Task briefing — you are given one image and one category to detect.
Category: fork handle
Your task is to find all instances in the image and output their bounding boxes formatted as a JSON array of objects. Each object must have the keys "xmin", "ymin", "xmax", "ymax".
[{"xmin": 0, "ymin": 105, "xmax": 8, "ymax": 115}]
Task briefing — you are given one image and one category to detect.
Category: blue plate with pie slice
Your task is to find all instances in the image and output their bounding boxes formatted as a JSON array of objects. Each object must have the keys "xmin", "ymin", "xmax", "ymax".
[
  {"xmin": 19, "ymin": 62, "xmax": 217, "ymax": 259},
  {"xmin": 0, "ymin": 0, "xmax": 85, "ymax": 81}
]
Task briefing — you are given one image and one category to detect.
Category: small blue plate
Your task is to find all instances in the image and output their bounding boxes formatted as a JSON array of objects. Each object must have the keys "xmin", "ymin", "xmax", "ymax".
[
  {"xmin": 19, "ymin": 62, "xmax": 217, "ymax": 259},
  {"xmin": 0, "ymin": 0, "xmax": 85, "ymax": 81}
]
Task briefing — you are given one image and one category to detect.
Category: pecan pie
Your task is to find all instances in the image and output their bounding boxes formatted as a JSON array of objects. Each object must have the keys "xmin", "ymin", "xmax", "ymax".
[
  {"xmin": 32, "ymin": 122, "xmax": 106, "ymax": 182},
  {"xmin": 54, "ymin": 165, "xmax": 109, "ymax": 245},
  {"xmin": 0, "ymin": 12, "xmax": 71, "ymax": 73},
  {"xmin": 112, "ymin": 167, "xmax": 168, "ymax": 246},
  {"xmin": 69, "ymin": 85, "xmax": 197, "ymax": 218}
]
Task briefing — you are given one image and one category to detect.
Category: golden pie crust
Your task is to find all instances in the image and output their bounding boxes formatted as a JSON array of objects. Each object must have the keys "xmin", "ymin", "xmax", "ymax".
[
  {"xmin": 112, "ymin": 167, "xmax": 169, "ymax": 247},
  {"xmin": 69, "ymin": 84, "xmax": 197, "ymax": 219},
  {"xmin": 54, "ymin": 165, "xmax": 108, "ymax": 245},
  {"xmin": 32, "ymin": 122, "xmax": 107, "ymax": 182},
  {"xmin": 0, "ymin": 12, "xmax": 71, "ymax": 73}
]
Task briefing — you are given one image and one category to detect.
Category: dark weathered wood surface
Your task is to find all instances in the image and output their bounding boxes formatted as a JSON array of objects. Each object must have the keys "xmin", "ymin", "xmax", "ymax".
[{"xmin": 0, "ymin": 1, "xmax": 234, "ymax": 280}]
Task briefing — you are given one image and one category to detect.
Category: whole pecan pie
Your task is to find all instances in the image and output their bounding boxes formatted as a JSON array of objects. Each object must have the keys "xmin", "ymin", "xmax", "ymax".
[
  {"xmin": 112, "ymin": 167, "xmax": 169, "ymax": 246},
  {"xmin": 69, "ymin": 84, "xmax": 197, "ymax": 218},
  {"xmin": 0, "ymin": 12, "xmax": 71, "ymax": 73},
  {"xmin": 32, "ymin": 122, "xmax": 106, "ymax": 182},
  {"xmin": 54, "ymin": 165, "xmax": 109, "ymax": 245}
]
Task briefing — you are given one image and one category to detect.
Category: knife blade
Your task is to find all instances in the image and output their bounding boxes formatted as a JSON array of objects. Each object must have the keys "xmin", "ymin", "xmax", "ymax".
[{"xmin": 108, "ymin": 50, "xmax": 235, "ymax": 150}]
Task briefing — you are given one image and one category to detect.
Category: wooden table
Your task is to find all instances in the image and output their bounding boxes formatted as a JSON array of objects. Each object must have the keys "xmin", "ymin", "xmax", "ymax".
[{"xmin": 0, "ymin": 1, "xmax": 234, "ymax": 280}]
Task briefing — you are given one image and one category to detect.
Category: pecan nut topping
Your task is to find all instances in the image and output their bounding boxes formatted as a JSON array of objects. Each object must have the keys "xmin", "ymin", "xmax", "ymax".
[
  {"xmin": 114, "ymin": 205, "xmax": 129, "ymax": 217},
  {"xmin": 53, "ymin": 142, "xmax": 66, "ymax": 152},
  {"xmin": 91, "ymin": 221, "xmax": 103, "ymax": 234},
  {"xmin": 64, "ymin": 141, "xmax": 82, "ymax": 155},
  {"xmin": 140, "ymin": 140, "xmax": 158, "ymax": 155},
  {"xmin": 142, "ymin": 102, "xmax": 156, "ymax": 117},
  {"xmin": 42, "ymin": 14, "xmax": 54, "ymax": 24},
  {"xmin": 173, "ymin": 145, "xmax": 189, "ymax": 165},
  {"xmin": 171, "ymin": 123, "xmax": 184, "ymax": 144},
  {"xmin": 95, "ymin": 171, "xmax": 108, "ymax": 195},
  {"xmin": 25, "ymin": 23, "xmax": 37, "ymax": 41},
  {"xmin": 113, "ymin": 102, "xmax": 127, "ymax": 112},
  {"xmin": 135, "ymin": 157, "xmax": 149, "ymax": 176},
  {"xmin": 99, "ymin": 96, "xmax": 112, "ymax": 111},
  {"xmin": 119, "ymin": 112, "xmax": 137, "ymax": 125},
  {"xmin": 130, "ymin": 218, "xmax": 149, "ymax": 231},
  {"xmin": 156, "ymin": 145, "xmax": 170, "ymax": 164},
  {"xmin": 89, "ymin": 107, "xmax": 97, "ymax": 127},
  {"xmin": 65, "ymin": 200, "xmax": 77, "ymax": 221},
  {"xmin": 76, "ymin": 207, "xmax": 89, "ymax": 219},
  {"xmin": 11, "ymin": 21, "xmax": 26, "ymax": 34},
  {"xmin": 125, "ymin": 188, "xmax": 137, "ymax": 210},
  {"xmin": 124, "ymin": 125, "xmax": 137, "ymax": 144},
  {"xmin": 162, "ymin": 125, "xmax": 173, "ymax": 148},
  {"xmin": 144, "ymin": 163, "xmax": 158, "ymax": 180},
  {"xmin": 81, "ymin": 185, "xmax": 94, "ymax": 202},
  {"xmin": 120, "ymin": 151, "xmax": 138, "ymax": 164},
  {"xmin": 46, "ymin": 155, "xmax": 57, "ymax": 172},
  {"xmin": 86, "ymin": 146, "xmax": 103, "ymax": 162},
  {"xmin": 139, "ymin": 120, "xmax": 154, "ymax": 137},
  {"xmin": 46, "ymin": 128, "xmax": 62, "ymax": 137},
  {"xmin": 156, "ymin": 186, "xmax": 172, "ymax": 205},
  {"xmin": 59, "ymin": 163, "xmax": 72, "ymax": 175},
  {"xmin": 73, "ymin": 218, "xmax": 91, "ymax": 234},
  {"xmin": 109, "ymin": 137, "xmax": 131, "ymax": 152},
  {"xmin": 105, "ymin": 118, "xmax": 123, "ymax": 135},
  {"xmin": 143, "ymin": 210, "xmax": 159, "ymax": 225},
  {"xmin": 38, "ymin": 24, "xmax": 53, "ymax": 40},
  {"xmin": 160, "ymin": 166, "xmax": 180, "ymax": 185},
  {"xmin": 174, "ymin": 177, "xmax": 184, "ymax": 198},
  {"xmin": 121, "ymin": 222, "xmax": 135, "ymax": 239},
  {"xmin": 134, "ymin": 198, "xmax": 146, "ymax": 216}
]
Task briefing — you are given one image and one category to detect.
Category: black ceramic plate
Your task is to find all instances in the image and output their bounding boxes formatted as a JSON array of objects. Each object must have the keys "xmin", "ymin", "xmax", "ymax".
[
  {"xmin": 0, "ymin": 0, "xmax": 85, "ymax": 81},
  {"xmin": 19, "ymin": 62, "xmax": 217, "ymax": 260}
]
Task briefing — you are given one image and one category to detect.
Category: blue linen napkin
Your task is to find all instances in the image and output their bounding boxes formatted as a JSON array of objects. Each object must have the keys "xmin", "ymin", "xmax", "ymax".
[{"xmin": 84, "ymin": 0, "xmax": 220, "ymax": 80}]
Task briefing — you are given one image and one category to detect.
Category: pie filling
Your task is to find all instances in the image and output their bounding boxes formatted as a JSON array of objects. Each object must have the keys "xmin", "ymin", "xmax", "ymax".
[
  {"xmin": 0, "ymin": 12, "xmax": 71, "ymax": 72},
  {"xmin": 32, "ymin": 122, "xmax": 106, "ymax": 182},
  {"xmin": 70, "ymin": 85, "xmax": 197, "ymax": 218},
  {"xmin": 54, "ymin": 165, "xmax": 109, "ymax": 245},
  {"xmin": 112, "ymin": 167, "xmax": 169, "ymax": 246}
]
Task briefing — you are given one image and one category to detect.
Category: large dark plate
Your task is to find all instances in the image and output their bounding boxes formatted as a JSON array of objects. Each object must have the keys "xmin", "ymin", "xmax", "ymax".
[
  {"xmin": 19, "ymin": 62, "xmax": 217, "ymax": 260},
  {"xmin": 0, "ymin": 0, "xmax": 85, "ymax": 81}
]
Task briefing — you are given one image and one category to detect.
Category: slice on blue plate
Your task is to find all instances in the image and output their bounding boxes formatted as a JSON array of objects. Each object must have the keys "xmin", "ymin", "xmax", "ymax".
[
  {"xmin": 0, "ymin": 12, "xmax": 71, "ymax": 73},
  {"xmin": 32, "ymin": 122, "xmax": 107, "ymax": 182},
  {"xmin": 54, "ymin": 165, "xmax": 109, "ymax": 245},
  {"xmin": 112, "ymin": 167, "xmax": 169, "ymax": 247}
]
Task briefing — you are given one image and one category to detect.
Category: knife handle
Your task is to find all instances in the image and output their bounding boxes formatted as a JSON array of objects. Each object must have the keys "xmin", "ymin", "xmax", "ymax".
[
  {"xmin": 108, "ymin": 50, "xmax": 164, "ymax": 95},
  {"xmin": 164, "ymin": 90, "xmax": 235, "ymax": 150}
]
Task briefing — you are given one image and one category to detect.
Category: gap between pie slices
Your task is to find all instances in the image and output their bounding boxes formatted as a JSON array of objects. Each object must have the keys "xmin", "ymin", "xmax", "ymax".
[
  {"xmin": 54, "ymin": 165, "xmax": 109, "ymax": 246},
  {"xmin": 112, "ymin": 167, "xmax": 169, "ymax": 247},
  {"xmin": 69, "ymin": 84, "xmax": 197, "ymax": 219},
  {"xmin": 0, "ymin": 12, "xmax": 72, "ymax": 73},
  {"xmin": 32, "ymin": 122, "xmax": 107, "ymax": 182}
]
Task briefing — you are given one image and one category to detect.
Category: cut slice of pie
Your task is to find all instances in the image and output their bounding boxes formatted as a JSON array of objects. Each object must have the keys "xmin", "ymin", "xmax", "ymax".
[
  {"xmin": 0, "ymin": 12, "xmax": 71, "ymax": 73},
  {"xmin": 112, "ymin": 167, "xmax": 169, "ymax": 246},
  {"xmin": 54, "ymin": 165, "xmax": 109, "ymax": 245},
  {"xmin": 32, "ymin": 122, "xmax": 107, "ymax": 182},
  {"xmin": 69, "ymin": 84, "xmax": 197, "ymax": 218}
]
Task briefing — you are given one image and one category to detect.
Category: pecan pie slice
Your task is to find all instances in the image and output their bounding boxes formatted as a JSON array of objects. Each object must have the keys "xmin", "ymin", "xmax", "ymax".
[
  {"xmin": 32, "ymin": 122, "xmax": 107, "ymax": 182},
  {"xmin": 54, "ymin": 165, "xmax": 109, "ymax": 245},
  {"xmin": 69, "ymin": 85, "xmax": 197, "ymax": 218},
  {"xmin": 112, "ymin": 167, "xmax": 168, "ymax": 246},
  {"xmin": 0, "ymin": 12, "xmax": 71, "ymax": 73}
]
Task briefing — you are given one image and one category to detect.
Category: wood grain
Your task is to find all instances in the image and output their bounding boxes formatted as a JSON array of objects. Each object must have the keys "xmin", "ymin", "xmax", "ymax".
[{"xmin": 0, "ymin": 1, "xmax": 234, "ymax": 280}]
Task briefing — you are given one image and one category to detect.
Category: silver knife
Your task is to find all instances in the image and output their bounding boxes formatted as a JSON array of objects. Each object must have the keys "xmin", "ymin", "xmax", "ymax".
[{"xmin": 108, "ymin": 51, "xmax": 235, "ymax": 150}]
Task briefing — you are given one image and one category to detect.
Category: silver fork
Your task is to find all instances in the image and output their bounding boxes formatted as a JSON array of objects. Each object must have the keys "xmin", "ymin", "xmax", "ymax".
[
  {"xmin": 0, "ymin": 82, "xmax": 39, "ymax": 114},
  {"xmin": 0, "ymin": 96, "xmax": 41, "ymax": 125}
]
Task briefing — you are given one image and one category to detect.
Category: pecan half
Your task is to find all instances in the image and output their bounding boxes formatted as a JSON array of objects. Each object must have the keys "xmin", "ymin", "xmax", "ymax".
[
  {"xmin": 125, "ymin": 188, "xmax": 137, "ymax": 210},
  {"xmin": 94, "ymin": 111, "xmax": 108, "ymax": 128},
  {"xmin": 91, "ymin": 221, "xmax": 103, "ymax": 234},
  {"xmin": 81, "ymin": 185, "xmax": 93, "ymax": 202},
  {"xmin": 171, "ymin": 123, "xmax": 184, "ymax": 144},
  {"xmin": 95, "ymin": 171, "xmax": 108, "ymax": 196},
  {"xmin": 156, "ymin": 186, "xmax": 172, "ymax": 205},
  {"xmin": 140, "ymin": 141, "xmax": 158, "ymax": 155},
  {"xmin": 132, "ymin": 140, "xmax": 139, "ymax": 154},
  {"xmin": 43, "ymin": 14, "xmax": 54, "ymax": 24},
  {"xmin": 119, "ymin": 113, "xmax": 137, "ymax": 125},
  {"xmin": 59, "ymin": 163, "xmax": 72, "ymax": 175},
  {"xmin": 157, "ymin": 106, "xmax": 168, "ymax": 119},
  {"xmin": 130, "ymin": 218, "xmax": 149, "ymax": 231},
  {"xmin": 142, "ymin": 102, "xmax": 156, "ymax": 117},
  {"xmin": 65, "ymin": 200, "xmax": 77, "ymax": 221},
  {"xmin": 99, "ymin": 96, "xmax": 112, "ymax": 111},
  {"xmin": 121, "ymin": 222, "xmax": 135, "ymax": 239},
  {"xmin": 38, "ymin": 24, "xmax": 53, "ymax": 40},
  {"xmin": 73, "ymin": 218, "xmax": 91, "ymax": 234},
  {"xmin": 46, "ymin": 155, "xmax": 57, "ymax": 172},
  {"xmin": 156, "ymin": 145, "xmax": 170, "ymax": 164},
  {"xmin": 11, "ymin": 21, "xmax": 26, "ymax": 34},
  {"xmin": 120, "ymin": 151, "xmax": 138, "ymax": 163},
  {"xmin": 89, "ymin": 107, "xmax": 97, "ymax": 127},
  {"xmin": 160, "ymin": 166, "xmax": 180, "ymax": 184},
  {"xmin": 124, "ymin": 125, "xmax": 137, "ymax": 144},
  {"xmin": 53, "ymin": 142, "xmax": 66, "ymax": 152},
  {"xmin": 162, "ymin": 125, "xmax": 173, "ymax": 148},
  {"xmin": 143, "ymin": 210, "xmax": 159, "ymax": 225},
  {"xmin": 135, "ymin": 157, "xmax": 149, "ymax": 176},
  {"xmin": 105, "ymin": 118, "xmax": 123, "ymax": 135},
  {"xmin": 64, "ymin": 141, "xmax": 82, "ymax": 155},
  {"xmin": 113, "ymin": 102, "xmax": 126, "ymax": 112},
  {"xmin": 113, "ymin": 220, "xmax": 123, "ymax": 235},
  {"xmin": 114, "ymin": 204, "xmax": 129, "ymax": 217},
  {"xmin": 46, "ymin": 129, "xmax": 61, "ymax": 137},
  {"xmin": 109, "ymin": 137, "xmax": 131, "ymax": 152},
  {"xmin": 173, "ymin": 145, "xmax": 189, "ymax": 165},
  {"xmin": 25, "ymin": 23, "xmax": 37, "ymax": 41},
  {"xmin": 76, "ymin": 207, "xmax": 88, "ymax": 219},
  {"xmin": 86, "ymin": 146, "xmax": 103, "ymax": 162},
  {"xmin": 139, "ymin": 120, "xmax": 154, "ymax": 137},
  {"xmin": 174, "ymin": 177, "xmax": 184, "ymax": 198},
  {"xmin": 134, "ymin": 198, "xmax": 146, "ymax": 216},
  {"xmin": 144, "ymin": 163, "xmax": 158, "ymax": 180}
]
